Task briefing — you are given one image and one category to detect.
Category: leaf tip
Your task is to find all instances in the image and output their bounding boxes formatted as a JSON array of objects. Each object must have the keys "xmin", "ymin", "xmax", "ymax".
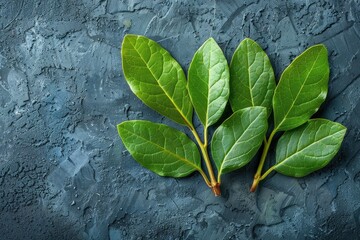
[
  {"xmin": 316, "ymin": 43, "xmax": 328, "ymax": 49},
  {"xmin": 309, "ymin": 43, "xmax": 328, "ymax": 56},
  {"xmin": 122, "ymin": 34, "xmax": 145, "ymax": 48},
  {"xmin": 339, "ymin": 124, "xmax": 347, "ymax": 136},
  {"xmin": 122, "ymin": 33, "xmax": 135, "ymax": 44},
  {"xmin": 207, "ymin": 37, "xmax": 216, "ymax": 42},
  {"xmin": 242, "ymin": 37, "xmax": 255, "ymax": 43},
  {"xmin": 202, "ymin": 37, "xmax": 221, "ymax": 49}
]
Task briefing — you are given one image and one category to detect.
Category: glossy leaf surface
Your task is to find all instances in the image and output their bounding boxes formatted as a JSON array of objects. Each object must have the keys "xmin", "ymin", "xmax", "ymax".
[
  {"xmin": 118, "ymin": 120, "xmax": 201, "ymax": 177},
  {"xmin": 211, "ymin": 107, "xmax": 268, "ymax": 178},
  {"xmin": 188, "ymin": 38, "xmax": 230, "ymax": 127},
  {"xmin": 121, "ymin": 34, "xmax": 193, "ymax": 126},
  {"xmin": 275, "ymin": 119, "xmax": 346, "ymax": 177},
  {"xmin": 230, "ymin": 38, "xmax": 275, "ymax": 117},
  {"xmin": 273, "ymin": 45, "xmax": 329, "ymax": 132}
]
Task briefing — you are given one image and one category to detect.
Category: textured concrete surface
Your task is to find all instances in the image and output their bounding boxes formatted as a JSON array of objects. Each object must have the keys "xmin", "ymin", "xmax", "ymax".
[{"xmin": 0, "ymin": 0, "xmax": 360, "ymax": 239}]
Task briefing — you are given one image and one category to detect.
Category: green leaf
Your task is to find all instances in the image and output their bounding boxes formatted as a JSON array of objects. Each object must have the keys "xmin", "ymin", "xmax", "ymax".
[
  {"xmin": 274, "ymin": 119, "xmax": 346, "ymax": 177},
  {"xmin": 118, "ymin": 120, "xmax": 201, "ymax": 178},
  {"xmin": 121, "ymin": 34, "xmax": 193, "ymax": 126},
  {"xmin": 188, "ymin": 38, "xmax": 230, "ymax": 127},
  {"xmin": 273, "ymin": 44, "xmax": 329, "ymax": 132},
  {"xmin": 211, "ymin": 107, "xmax": 268, "ymax": 179},
  {"xmin": 229, "ymin": 38, "xmax": 275, "ymax": 117}
]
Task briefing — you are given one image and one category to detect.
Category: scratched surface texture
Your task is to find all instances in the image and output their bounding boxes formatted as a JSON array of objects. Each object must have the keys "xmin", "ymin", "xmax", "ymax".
[{"xmin": 0, "ymin": 0, "xmax": 360, "ymax": 239}]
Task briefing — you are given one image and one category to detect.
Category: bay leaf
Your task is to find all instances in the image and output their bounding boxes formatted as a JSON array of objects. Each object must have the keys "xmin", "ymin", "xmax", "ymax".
[
  {"xmin": 211, "ymin": 107, "xmax": 268, "ymax": 179},
  {"xmin": 118, "ymin": 120, "xmax": 201, "ymax": 177},
  {"xmin": 188, "ymin": 38, "xmax": 230, "ymax": 127},
  {"xmin": 273, "ymin": 44, "xmax": 329, "ymax": 132},
  {"xmin": 230, "ymin": 38, "xmax": 275, "ymax": 117},
  {"xmin": 274, "ymin": 119, "xmax": 346, "ymax": 177},
  {"xmin": 121, "ymin": 34, "xmax": 193, "ymax": 126}
]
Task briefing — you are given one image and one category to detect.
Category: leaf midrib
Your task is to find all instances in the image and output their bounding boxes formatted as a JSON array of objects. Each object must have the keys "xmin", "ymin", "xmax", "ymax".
[
  {"xmin": 245, "ymin": 41, "xmax": 255, "ymax": 107},
  {"xmin": 205, "ymin": 41, "xmax": 223, "ymax": 128},
  {"xmin": 205, "ymin": 42, "xmax": 213, "ymax": 128}
]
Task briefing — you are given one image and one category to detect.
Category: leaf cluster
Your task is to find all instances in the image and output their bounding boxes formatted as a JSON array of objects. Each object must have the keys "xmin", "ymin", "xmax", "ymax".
[{"xmin": 118, "ymin": 34, "xmax": 346, "ymax": 195}]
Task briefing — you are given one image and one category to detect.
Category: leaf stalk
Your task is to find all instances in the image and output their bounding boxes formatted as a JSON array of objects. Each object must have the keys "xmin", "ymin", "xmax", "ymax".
[
  {"xmin": 198, "ymin": 168, "xmax": 211, "ymax": 187},
  {"xmin": 190, "ymin": 126, "xmax": 221, "ymax": 196},
  {"xmin": 250, "ymin": 129, "xmax": 276, "ymax": 192}
]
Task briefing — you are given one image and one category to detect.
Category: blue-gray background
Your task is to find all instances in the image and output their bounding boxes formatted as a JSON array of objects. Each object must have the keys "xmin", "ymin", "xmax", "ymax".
[{"xmin": 1, "ymin": 0, "xmax": 360, "ymax": 239}]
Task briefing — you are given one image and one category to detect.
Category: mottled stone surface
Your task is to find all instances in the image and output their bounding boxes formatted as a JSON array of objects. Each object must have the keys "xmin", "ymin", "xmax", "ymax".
[{"xmin": 0, "ymin": 0, "xmax": 359, "ymax": 239}]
